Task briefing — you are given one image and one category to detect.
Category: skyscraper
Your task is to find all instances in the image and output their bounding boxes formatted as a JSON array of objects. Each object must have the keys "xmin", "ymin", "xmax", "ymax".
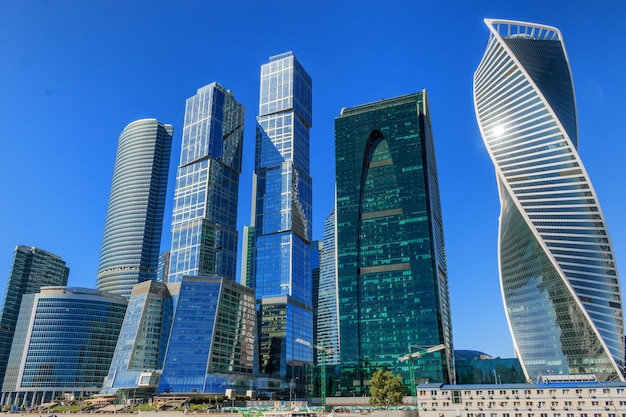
[
  {"xmin": 0, "ymin": 246, "xmax": 69, "ymax": 390},
  {"xmin": 101, "ymin": 280, "xmax": 172, "ymax": 397},
  {"xmin": 311, "ymin": 240, "xmax": 321, "ymax": 359},
  {"xmin": 316, "ymin": 209, "xmax": 339, "ymax": 366},
  {"xmin": 168, "ymin": 82, "xmax": 245, "ymax": 284},
  {"xmin": 334, "ymin": 92, "xmax": 455, "ymax": 392},
  {"xmin": 155, "ymin": 82, "xmax": 254, "ymax": 395},
  {"xmin": 1, "ymin": 287, "xmax": 127, "ymax": 407},
  {"xmin": 474, "ymin": 18, "xmax": 624, "ymax": 382},
  {"xmin": 248, "ymin": 52, "xmax": 313, "ymax": 381},
  {"xmin": 97, "ymin": 119, "xmax": 173, "ymax": 298},
  {"xmin": 158, "ymin": 276, "xmax": 256, "ymax": 394}
]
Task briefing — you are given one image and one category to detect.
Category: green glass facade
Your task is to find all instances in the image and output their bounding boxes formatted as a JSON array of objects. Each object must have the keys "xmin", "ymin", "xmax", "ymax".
[{"xmin": 334, "ymin": 91, "xmax": 454, "ymax": 394}]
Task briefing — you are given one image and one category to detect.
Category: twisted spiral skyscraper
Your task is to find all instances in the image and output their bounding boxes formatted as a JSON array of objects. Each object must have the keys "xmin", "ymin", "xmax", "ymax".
[{"xmin": 474, "ymin": 19, "xmax": 624, "ymax": 382}]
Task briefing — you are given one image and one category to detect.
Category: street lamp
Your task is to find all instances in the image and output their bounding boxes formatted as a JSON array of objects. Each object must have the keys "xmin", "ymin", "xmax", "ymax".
[
  {"xmin": 398, "ymin": 343, "xmax": 446, "ymax": 407},
  {"xmin": 289, "ymin": 377, "xmax": 299, "ymax": 402},
  {"xmin": 295, "ymin": 338, "xmax": 334, "ymax": 408}
]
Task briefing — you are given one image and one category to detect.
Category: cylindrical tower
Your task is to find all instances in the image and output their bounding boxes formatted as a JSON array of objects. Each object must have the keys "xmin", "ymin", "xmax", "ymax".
[{"xmin": 97, "ymin": 119, "xmax": 173, "ymax": 298}]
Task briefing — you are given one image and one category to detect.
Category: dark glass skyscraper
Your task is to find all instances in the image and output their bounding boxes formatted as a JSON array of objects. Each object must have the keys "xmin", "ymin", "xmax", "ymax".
[
  {"xmin": 97, "ymin": 119, "xmax": 173, "ymax": 298},
  {"xmin": 474, "ymin": 19, "xmax": 624, "ymax": 382},
  {"xmin": 334, "ymin": 92, "xmax": 454, "ymax": 392},
  {"xmin": 168, "ymin": 83, "xmax": 245, "ymax": 284},
  {"xmin": 248, "ymin": 52, "xmax": 313, "ymax": 381},
  {"xmin": 0, "ymin": 246, "xmax": 69, "ymax": 390}
]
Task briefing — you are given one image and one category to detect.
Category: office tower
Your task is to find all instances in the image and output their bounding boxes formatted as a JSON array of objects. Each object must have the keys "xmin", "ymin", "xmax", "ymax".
[
  {"xmin": 248, "ymin": 52, "xmax": 313, "ymax": 381},
  {"xmin": 155, "ymin": 83, "xmax": 252, "ymax": 395},
  {"xmin": 168, "ymin": 83, "xmax": 245, "ymax": 285},
  {"xmin": 1, "ymin": 287, "xmax": 127, "ymax": 407},
  {"xmin": 240, "ymin": 225, "xmax": 255, "ymax": 287},
  {"xmin": 97, "ymin": 119, "xmax": 173, "ymax": 298},
  {"xmin": 240, "ymin": 174, "xmax": 257, "ymax": 288},
  {"xmin": 158, "ymin": 276, "xmax": 256, "ymax": 394},
  {"xmin": 474, "ymin": 19, "xmax": 624, "ymax": 382},
  {"xmin": 0, "ymin": 246, "xmax": 69, "ymax": 390},
  {"xmin": 317, "ymin": 209, "xmax": 339, "ymax": 366},
  {"xmin": 101, "ymin": 281, "xmax": 172, "ymax": 397},
  {"xmin": 311, "ymin": 241, "xmax": 321, "ymax": 358},
  {"xmin": 334, "ymin": 91, "xmax": 454, "ymax": 393},
  {"xmin": 156, "ymin": 251, "xmax": 170, "ymax": 283}
]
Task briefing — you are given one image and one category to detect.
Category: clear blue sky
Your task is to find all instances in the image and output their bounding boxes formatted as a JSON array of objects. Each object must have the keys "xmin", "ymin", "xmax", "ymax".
[{"xmin": 1, "ymin": 0, "xmax": 624, "ymax": 359}]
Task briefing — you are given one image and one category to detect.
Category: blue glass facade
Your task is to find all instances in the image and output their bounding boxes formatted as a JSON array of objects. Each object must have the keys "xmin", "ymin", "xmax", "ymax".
[
  {"xmin": 1, "ymin": 287, "xmax": 127, "ymax": 407},
  {"xmin": 101, "ymin": 281, "xmax": 172, "ymax": 395},
  {"xmin": 249, "ymin": 52, "xmax": 313, "ymax": 381},
  {"xmin": 334, "ymin": 92, "xmax": 455, "ymax": 393},
  {"xmin": 474, "ymin": 19, "xmax": 624, "ymax": 382},
  {"xmin": 155, "ymin": 83, "xmax": 253, "ymax": 396},
  {"xmin": 158, "ymin": 276, "xmax": 257, "ymax": 394},
  {"xmin": 97, "ymin": 119, "xmax": 173, "ymax": 298},
  {"xmin": 0, "ymin": 246, "xmax": 69, "ymax": 391},
  {"xmin": 168, "ymin": 83, "xmax": 245, "ymax": 284}
]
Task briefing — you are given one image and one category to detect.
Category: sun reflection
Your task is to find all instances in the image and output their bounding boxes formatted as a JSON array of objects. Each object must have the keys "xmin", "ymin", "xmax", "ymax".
[{"xmin": 493, "ymin": 124, "xmax": 504, "ymax": 137}]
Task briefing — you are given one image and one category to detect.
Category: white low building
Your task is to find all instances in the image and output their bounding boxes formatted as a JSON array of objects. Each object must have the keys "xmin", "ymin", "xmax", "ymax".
[{"xmin": 415, "ymin": 378, "xmax": 626, "ymax": 417}]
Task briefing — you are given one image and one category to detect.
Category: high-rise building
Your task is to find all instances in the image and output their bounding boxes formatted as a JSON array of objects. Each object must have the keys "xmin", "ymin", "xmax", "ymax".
[
  {"xmin": 158, "ymin": 276, "xmax": 256, "ymax": 394},
  {"xmin": 248, "ymin": 52, "xmax": 313, "ymax": 381},
  {"xmin": 101, "ymin": 281, "xmax": 172, "ymax": 398},
  {"xmin": 168, "ymin": 83, "xmax": 245, "ymax": 285},
  {"xmin": 311, "ymin": 240, "xmax": 321, "ymax": 360},
  {"xmin": 474, "ymin": 18, "xmax": 624, "ymax": 382},
  {"xmin": 316, "ymin": 209, "xmax": 339, "ymax": 366},
  {"xmin": 97, "ymin": 119, "xmax": 173, "ymax": 298},
  {"xmin": 1, "ymin": 287, "xmax": 127, "ymax": 407},
  {"xmin": 154, "ymin": 82, "xmax": 253, "ymax": 395},
  {"xmin": 240, "ymin": 225, "xmax": 255, "ymax": 287},
  {"xmin": 156, "ymin": 251, "xmax": 170, "ymax": 283},
  {"xmin": 0, "ymin": 246, "xmax": 69, "ymax": 390},
  {"xmin": 334, "ymin": 91, "xmax": 455, "ymax": 393}
]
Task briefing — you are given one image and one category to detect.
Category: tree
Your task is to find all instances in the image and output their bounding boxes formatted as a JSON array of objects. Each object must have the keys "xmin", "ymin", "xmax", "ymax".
[{"xmin": 369, "ymin": 369, "xmax": 406, "ymax": 408}]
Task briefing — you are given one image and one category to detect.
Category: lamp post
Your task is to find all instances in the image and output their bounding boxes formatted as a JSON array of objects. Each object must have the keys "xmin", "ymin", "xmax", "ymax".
[
  {"xmin": 398, "ymin": 343, "xmax": 446, "ymax": 407},
  {"xmin": 289, "ymin": 377, "xmax": 299, "ymax": 403},
  {"xmin": 295, "ymin": 338, "xmax": 334, "ymax": 409}
]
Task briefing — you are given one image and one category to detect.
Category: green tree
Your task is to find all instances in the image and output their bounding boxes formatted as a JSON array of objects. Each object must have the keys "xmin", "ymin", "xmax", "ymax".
[{"xmin": 369, "ymin": 369, "xmax": 406, "ymax": 408}]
